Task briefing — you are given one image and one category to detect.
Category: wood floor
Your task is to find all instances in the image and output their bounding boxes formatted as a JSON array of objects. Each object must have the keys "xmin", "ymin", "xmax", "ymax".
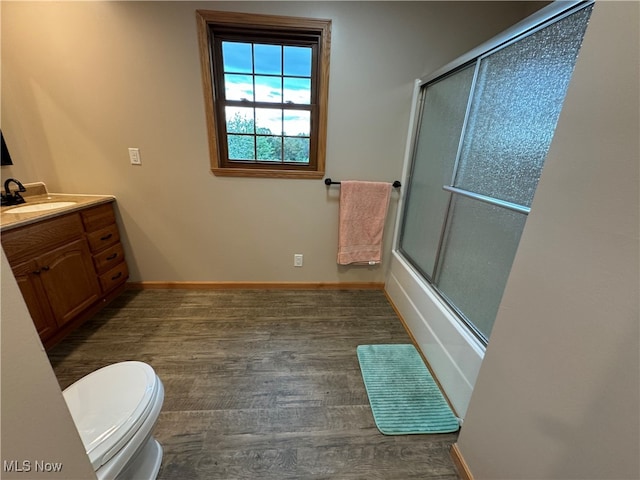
[{"xmin": 48, "ymin": 289, "xmax": 460, "ymax": 479}]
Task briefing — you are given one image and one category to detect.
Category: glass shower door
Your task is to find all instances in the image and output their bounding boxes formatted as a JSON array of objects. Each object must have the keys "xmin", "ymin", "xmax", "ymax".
[
  {"xmin": 399, "ymin": 3, "xmax": 593, "ymax": 342},
  {"xmin": 399, "ymin": 65, "xmax": 475, "ymax": 280}
]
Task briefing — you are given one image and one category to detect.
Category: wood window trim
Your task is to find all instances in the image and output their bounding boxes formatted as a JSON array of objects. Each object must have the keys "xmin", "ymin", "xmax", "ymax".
[{"xmin": 196, "ymin": 10, "xmax": 331, "ymax": 179}]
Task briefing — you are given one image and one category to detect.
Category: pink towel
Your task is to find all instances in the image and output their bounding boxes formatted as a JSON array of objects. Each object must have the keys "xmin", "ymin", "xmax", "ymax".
[{"xmin": 337, "ymin": 181, "xmax": 392, "ymax": 265}]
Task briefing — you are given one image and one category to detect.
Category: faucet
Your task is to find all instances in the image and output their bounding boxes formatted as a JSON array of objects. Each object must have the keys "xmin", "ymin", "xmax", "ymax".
[{"xmin": 1, "ymin": 178, "xmax": 27, "ymax": 206}]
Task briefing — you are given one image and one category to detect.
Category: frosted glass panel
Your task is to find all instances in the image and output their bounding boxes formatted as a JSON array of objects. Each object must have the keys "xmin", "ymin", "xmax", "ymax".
[
  {"xmin": 454, "ymin": 6, "xmax": 592, "ymax": 207},
  {"xmin": 399, "ymin": 66, "xmax": 475, "ymax": 278},
  {"xmin": 436, "ymin": 196, "xmax": 527, "ymax": 339}
]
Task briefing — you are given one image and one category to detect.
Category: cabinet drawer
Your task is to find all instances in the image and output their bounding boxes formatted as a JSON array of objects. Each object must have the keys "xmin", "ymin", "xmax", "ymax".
[
  {"xmin": 2, "ymin": 213, "xmax": 84, "ymax": 263},
  {"xmin": 81, "ymin": 203, "xmax": 116, "ymax": 232},
  {"xmin": 93, "ymin": 243, "xmax": 125, "ymax": 274},
  {"xmin": 87, "ymin": 224, "xmax": 120, "ymax": 252},
  {"xmin": 99, "ymin": 262, "xmax": 128, "ymax": 293}
]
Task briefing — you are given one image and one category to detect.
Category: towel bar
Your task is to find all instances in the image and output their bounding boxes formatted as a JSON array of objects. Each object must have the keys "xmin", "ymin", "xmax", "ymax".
[{"xmin": 324, "ymin": 178, "xmax": 401, "ymax": 188}]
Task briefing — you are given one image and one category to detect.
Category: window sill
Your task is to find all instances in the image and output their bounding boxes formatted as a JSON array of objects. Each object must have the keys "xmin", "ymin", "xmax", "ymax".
[{"xmin": 211, "ymin": 167, "xmax": 325, "ymax": 179}]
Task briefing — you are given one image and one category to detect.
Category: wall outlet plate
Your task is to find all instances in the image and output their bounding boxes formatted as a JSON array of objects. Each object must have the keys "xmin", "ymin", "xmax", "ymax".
[{"xmin": 128, "ymin": 148, "xmax": 142, "ymax": 165}]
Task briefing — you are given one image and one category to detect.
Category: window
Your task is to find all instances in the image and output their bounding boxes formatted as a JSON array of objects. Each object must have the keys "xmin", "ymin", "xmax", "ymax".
[
  {"xmin": 196, "ymin": 11, "xmax": 331, "ymax": 178},
  {"xmin": 398, "ymin": 2, "xmax": 593, "ymax": 343}
]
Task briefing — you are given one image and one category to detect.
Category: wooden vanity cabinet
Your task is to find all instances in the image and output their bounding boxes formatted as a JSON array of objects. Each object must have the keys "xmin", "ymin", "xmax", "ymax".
[{"xmin": 2, "ymin": 201, "xmax": 128, "ymax": 348}]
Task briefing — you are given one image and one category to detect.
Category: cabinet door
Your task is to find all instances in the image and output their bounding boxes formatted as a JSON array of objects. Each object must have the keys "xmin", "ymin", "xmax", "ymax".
[
  {"xmin": 11, "ymin": 260, "xmax": 57, "ymax": 341},
  {"xmin": 37, "ymin": 239, "xmax": 101, "ymax": 327}
]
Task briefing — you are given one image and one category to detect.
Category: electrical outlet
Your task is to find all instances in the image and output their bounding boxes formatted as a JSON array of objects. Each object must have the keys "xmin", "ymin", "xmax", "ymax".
[
  {"xmin": 294, "ymin": 254, "xmax": 303, "ymax": 267},
  {"xmin": 128, "ymin": 148, "xmax": 142, "ymax": 165}
]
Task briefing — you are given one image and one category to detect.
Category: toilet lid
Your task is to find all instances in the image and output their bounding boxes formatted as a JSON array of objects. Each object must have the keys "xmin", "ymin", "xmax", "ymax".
[{"xmin": 63, "ymin": 361, "xmax": 158, "ymax": 469}]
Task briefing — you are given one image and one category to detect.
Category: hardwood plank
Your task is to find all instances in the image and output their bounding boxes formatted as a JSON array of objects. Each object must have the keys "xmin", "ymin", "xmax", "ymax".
[{"xmin": 48, "ymin": 289, "xmax": 460, "ymax": 479}]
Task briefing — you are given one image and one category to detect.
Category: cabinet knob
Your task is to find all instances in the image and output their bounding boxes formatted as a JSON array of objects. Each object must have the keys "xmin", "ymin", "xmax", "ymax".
[
  {"xmin": 41, "ymin": 265, "xmax": 50, "ymax": 271},
  {"xmin": 100, "ymin": 233, "xmax": 113, "ymax": 241}
]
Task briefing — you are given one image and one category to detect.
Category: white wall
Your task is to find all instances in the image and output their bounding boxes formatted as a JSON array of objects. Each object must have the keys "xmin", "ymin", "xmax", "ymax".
[
  {"xmin": 0, "ymin": 249, "xmax": 97, "ymax": 479},
  {"xmin": 456, "ymin": 1, "xmax": 639, "ymax": 478},
  {"xmin": 1, "ymin": 1, "xmax": 532, "ymax": 284}
]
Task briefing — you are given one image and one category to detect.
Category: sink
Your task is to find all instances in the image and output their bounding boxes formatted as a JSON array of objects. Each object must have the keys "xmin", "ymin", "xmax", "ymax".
[{"xmin": 5, "ymin": 201, "xmax": 77, "ymax": 214}]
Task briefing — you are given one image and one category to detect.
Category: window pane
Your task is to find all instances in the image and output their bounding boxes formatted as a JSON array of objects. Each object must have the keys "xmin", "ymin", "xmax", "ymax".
[
  {"xmin": 454, "ymin": 6, "xmax": 592, "ymax": 206},
  {"xmin": 284, "ymin": 77, "xmax": 311, "ymax": 104},
  {"xmin": 222, "ymin": 42, "xmax": 252, "ymax": 73},
  {"xmin": 283, "ymin": 110, "xmax": 310, "ymax": 136},
  {"xmin": 436, "ymin": 196, "xmax": 526, "ymax": 340},
  {"xmin": 255, "ymin": 76, "xmax": 282, "ymax": 103},
  {"xmin": 284, "ymin": 136, "xmax": 309, "ymax": 163},
  {"xmin": 255, "ymin": 108, "xmax": 282, "ymax": 135},
  {"xmin": 225, "ymin": 107, "xmax": 254, "ymax": 134},
  {"xmin": 284, "ymin": 46, "xmax": 312, "ymax": 76},
  {"xmin": 254, "ymin": 44, "xmax": 281, "ymax": 75},
  {"xmin": 399, "ymin": 65, "xmax": 475, "ymax": 278},
  {"xmin": 224, "ymin": 74, "xmax": 254, "ymax": 101},
  {"xmin": 257, "ymin": 136, "xmax": 282, "ymax": 161},
  {"xmin": 227, "ymin": 135, "xmax": 255, "ymax": 160}
]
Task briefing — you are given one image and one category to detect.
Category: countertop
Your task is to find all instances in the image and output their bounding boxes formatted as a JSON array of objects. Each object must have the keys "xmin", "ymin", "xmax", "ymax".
[{"xmin": 1, "ymin": 193, "xmax": 115, "ymax": 231}]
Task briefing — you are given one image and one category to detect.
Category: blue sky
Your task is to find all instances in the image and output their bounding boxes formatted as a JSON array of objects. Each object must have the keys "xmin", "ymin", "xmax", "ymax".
[
  {"xmin": 222, "ymin": 41, "xmax": 312, "ymax": 135},
  {"xmin": 222, "ymin": 42, "xmax": 311, "ymax": 77}
]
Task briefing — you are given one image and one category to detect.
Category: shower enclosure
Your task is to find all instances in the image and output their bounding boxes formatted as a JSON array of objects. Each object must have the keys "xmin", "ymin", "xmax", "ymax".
[
  {"xmin": 387, "ymin": 1, "xmax": 593, "ymax": 415},
  {"xmin": 399, "ymin": 3, "xmax": 592, "ymax": 342}
]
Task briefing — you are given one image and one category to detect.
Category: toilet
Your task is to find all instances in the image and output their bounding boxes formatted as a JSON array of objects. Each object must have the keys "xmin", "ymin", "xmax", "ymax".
[{"xmin": 63, "ymin": 361, "xmax": 165, "ymax": 480}]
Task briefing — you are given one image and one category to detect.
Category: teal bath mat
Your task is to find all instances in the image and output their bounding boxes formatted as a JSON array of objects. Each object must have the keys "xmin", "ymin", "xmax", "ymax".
[{"xmin": 356, "ymin": 344, "xmax": 459, "ymax": 435}]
